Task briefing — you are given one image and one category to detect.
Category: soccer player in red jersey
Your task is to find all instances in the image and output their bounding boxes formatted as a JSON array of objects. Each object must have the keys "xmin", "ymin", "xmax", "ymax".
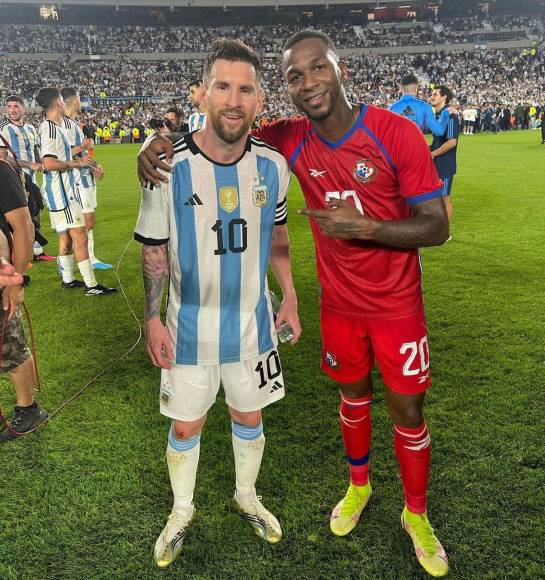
[{"xmin": 138, "ymin": 31, "xmax": 449, "ymax": 577}]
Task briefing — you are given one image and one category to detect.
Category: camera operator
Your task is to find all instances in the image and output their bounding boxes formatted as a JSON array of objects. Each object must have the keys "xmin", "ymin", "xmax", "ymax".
[
  {"xmin": 165, "ymin": 106, "xmax": 188, "ymax": 133},
  {"xmin": 0, "ymin": 157, "xmax": 48, "ymax": 443}
]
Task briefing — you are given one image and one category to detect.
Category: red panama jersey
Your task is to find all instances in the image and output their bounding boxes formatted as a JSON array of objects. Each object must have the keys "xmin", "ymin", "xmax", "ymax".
[{"xmin": 254, "ymin": 104, "xmax": 444, "ymax": 318}]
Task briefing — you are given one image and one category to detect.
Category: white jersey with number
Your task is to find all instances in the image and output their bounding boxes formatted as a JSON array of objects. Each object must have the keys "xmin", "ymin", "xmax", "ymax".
[
  {"xmin": 39, "ymin": 119, "xmax": 79, "ymax": 211},
  {"xmin": 188, "ymin": 112, "xmax": 206, "ymax": 132},
  {"xmin": 134, "ymin": 132, "xmax": 290, "ymax": 365},
  {"xmin": 62, "ymin": 116, "xmax": 95, "ymax": 190},
  {"xmin": 0, "ymin": 121, "xmax": 39, "ymax": 183}
]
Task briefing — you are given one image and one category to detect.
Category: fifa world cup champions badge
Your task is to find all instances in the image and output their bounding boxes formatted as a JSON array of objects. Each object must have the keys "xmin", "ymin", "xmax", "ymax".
[
  {"xmin": 219, "ymin": 186, "xmax": 239, "ymax": 213},
  {"xmin": 252, "ymin": 173, "xmax": 268, "ymax": 207}
]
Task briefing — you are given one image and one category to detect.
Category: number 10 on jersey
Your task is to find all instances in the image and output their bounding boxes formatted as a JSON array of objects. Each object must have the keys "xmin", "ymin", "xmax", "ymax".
[{"xmin": 212, "ymin": 218, "xmax": 248, "ymax": 255}]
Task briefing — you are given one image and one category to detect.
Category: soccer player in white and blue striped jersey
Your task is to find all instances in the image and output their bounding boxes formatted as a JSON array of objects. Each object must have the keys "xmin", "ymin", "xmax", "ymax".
[
  {"xmin": 0, "ymin": 96, "xmax": 41, "ymax": 183},
  {"xmin": 187, "ymin": 79, "xmax": 207, "ymax": 132},
  {"xmin": 36, "ymin": 87, "xmax": 116, "ymax": 296},
  {"xmin": 135, "ymin": 39, "xmax": 301, "ymax": 568},
  {"xmin": 61, "ymin": 87, "xmax": 111, "ymax": 270},
  {"xmin": 0, "ymin": 95, "xmax": 54, "ymax": 261}
]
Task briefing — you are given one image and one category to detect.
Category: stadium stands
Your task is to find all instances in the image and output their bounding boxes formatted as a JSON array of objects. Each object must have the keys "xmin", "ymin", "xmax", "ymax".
[
  {"xmin": 0, "ymin": 16, "xmax": 540, "ymax": 54},
  {"xmin": 0, "ymin": 15, "xmax": 543, "ymax": 132}
]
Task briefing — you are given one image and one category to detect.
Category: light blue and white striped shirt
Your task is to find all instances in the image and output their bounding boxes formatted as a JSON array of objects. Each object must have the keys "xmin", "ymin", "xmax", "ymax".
[
  {"xmin": 135, "ymin": 133, "xmax": 290, "ymax": 365},
  {"xmin": 188, "ymin": 112, "xmax": 206, "ymax": 132},
  {"xmin": 62, "ymin": 116, "xmax": 94, "ymax": 190},
  {"xmin": 38, "ymin": 119, "xmax": 78, "ymax": 211},
  {"xmin": 0, "ymin": 121, "xmax": 39, "ymax": 183}
]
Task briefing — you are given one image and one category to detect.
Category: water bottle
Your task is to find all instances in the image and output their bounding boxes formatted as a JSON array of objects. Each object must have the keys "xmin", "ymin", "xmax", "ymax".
[{"xmin": 269, "ymin": 291, "xmax": 294, "ymax": 343}]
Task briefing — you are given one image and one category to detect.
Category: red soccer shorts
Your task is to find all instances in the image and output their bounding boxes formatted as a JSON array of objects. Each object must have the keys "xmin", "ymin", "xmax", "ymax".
[{"xmin": 320, "ymin": 307, "xmax": 432, "ymax": 394}]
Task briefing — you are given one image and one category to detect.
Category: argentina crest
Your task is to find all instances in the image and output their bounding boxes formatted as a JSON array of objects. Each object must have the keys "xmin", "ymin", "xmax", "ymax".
[
  {"xmin": 252, "ymin": 173, "xmax": 268, "ymax": 207},
  {"xmin": 354, "ymin": 159, "xmax": 377, "ymax": 183},
  {"xmin": 219, "ymin": 186, "xmax": 239, "ymax": 213}
]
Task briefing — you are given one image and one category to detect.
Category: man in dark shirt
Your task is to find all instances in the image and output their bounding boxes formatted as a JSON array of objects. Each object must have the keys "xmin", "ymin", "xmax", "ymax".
[
  {"xmin": 429, "ymin": 86, "xmax": 459, "ymax": 225},
  {"xmin": 0, "ymin": 158, "xmax": 48, "ymax": 442},
  {"xmin": 165, "ymin": 106, "xmax": 189, "ymax": 133}
]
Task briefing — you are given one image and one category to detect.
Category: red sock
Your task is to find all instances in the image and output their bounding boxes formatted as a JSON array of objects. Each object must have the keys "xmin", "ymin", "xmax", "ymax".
[
  {"xmin": 394, "ymin": 422, "xmax": 431, "ymax": 514},
  {"xmin": 339, "ymin": 393, "xmax": 372, "ymax": 486}
]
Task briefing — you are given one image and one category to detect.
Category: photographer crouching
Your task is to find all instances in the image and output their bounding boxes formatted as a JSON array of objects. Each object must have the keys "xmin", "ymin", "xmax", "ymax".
[{"xmin": 0, "ymin": 157, "xmax": 47, "ymax": 443}]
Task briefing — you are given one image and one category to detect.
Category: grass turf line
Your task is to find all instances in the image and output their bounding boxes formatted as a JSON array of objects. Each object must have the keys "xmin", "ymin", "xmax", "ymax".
[{"xmin": 0, "ymin": 131, "xmax": 544, "ymax": 579}]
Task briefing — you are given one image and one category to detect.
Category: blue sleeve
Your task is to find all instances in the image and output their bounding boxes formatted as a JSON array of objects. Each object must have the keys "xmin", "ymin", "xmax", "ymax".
[
  {"xmin": 446, "ymin": 115, "xmax": 459, "ymax": 140},
  {"xmin": 388, "ymin": 101, "xmax": 401, "ymax": 113},
  {"xmin": 424, "ymin": 105, "xmax": 449, "ymax": 136}
]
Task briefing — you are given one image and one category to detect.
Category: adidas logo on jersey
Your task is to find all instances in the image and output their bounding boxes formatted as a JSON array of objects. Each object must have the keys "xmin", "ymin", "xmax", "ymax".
[
  {"xmin": 402, "ymin": 106, "xmax": 416, "ymax": 120},
  {"xmin": 269, "ymin": 381, "xmax": 284, "ymax": 394},
  {"xmin": 184, "ymin": 193, "xmax": 204, "ymax": 206}
]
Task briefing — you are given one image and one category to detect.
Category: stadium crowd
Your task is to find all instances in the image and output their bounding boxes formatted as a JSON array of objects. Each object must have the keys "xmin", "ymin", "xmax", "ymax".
[
  {"xmin": 0, "ymin": 14, "xmax": 540, "ymax": 54},
  {"xmin": 1, "ymin": 15, "xmax": 544, "ymax": 137},
  {"xmin": 2, "ymin": 48, "xmax": 544, "ymax": 114}
]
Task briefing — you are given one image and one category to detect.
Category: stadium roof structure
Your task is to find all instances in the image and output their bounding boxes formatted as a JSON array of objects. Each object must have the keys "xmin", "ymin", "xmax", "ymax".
[{"xmin": 11, "ymin": 0, "xmax": 423, "ymax": 5}]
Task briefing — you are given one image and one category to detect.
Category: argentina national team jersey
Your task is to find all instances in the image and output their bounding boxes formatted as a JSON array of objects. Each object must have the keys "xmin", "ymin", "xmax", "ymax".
[
  {"xmin": 188, "ymin": 112, "xmax": 206, "ymax": 132},
  {"xmin": 39, "ymin": 120, "xmax": 79, "ymax": 211},
  {"xmin": 62, "ymin": 116, "xmax": 94, "ymax": 189},
  {"xmin": 134, "ymin": 132, "xmax": 290, "ymax": 365},
  {"xmin": 0, "ymin": 121, "xmax": 39, "ymax": 183}
]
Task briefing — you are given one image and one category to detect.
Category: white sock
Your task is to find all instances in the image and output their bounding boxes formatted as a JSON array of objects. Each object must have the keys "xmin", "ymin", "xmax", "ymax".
[
  {"xmin": 167, "ymin": 425, "xmax": 201, "ymax": 512},
  {"xmin": 77, "ymin": 259, "xmax": 98, "ymax": 288},
  {"xmin": 33, "ymin": 242, "xmax": 43, "ymax": 256},
  {"xmin": 87, "ymin": 229, "xmax": 96, "ymax": 263},
  {"xmin": 232, "ymin": 421, "xmax": 265, "ymax": 499},
  {"xmin": 58, "ymin": 254, "xmax": 75, "ymax": 283}
]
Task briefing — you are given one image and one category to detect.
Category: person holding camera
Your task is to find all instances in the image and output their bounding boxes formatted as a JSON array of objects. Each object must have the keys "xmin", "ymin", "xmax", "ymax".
[
  {"xmin": 165, "ymin": 106, "xmax": 188, "ymax": 133},
  {"xmin": 0, "ymin": 157, "xmax": 48, "ymax": 442}
]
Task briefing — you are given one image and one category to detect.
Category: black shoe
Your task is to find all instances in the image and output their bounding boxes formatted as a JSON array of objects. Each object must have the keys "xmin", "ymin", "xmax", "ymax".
[
  {"xmin": 0, "ymin": 403, "xmax": 48, "ymax": 442},
  {"xmin": 62, "ymin": 279, "xmax": 86, "ymax": 289},
  {"xmin": 85, "ymin": 283, "xmax": 117, "ymax": 296}
]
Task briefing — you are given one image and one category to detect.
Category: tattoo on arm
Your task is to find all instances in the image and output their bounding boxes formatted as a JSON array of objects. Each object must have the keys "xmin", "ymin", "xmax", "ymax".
[{"xmin": 142, "ymin": 244, "xmax": 169, "ymax": 320}]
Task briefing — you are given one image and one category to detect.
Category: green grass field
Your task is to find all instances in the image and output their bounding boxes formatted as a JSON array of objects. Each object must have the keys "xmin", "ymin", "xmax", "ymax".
[{"xmin": 1, "ymin": 130, "xmax": 544, "ymax": 579}]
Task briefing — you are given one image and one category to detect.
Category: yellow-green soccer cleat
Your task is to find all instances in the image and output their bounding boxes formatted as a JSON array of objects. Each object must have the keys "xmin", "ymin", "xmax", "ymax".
[
  {"xmin": 401, "ymin": 507, "xmax": 449, "ymax": 577},
  {"xmin": 330, "ymin": 482, "xmax": 372, "ymax": 536},
  {"xmin": 153, "ymin": 507, "xmax": 195, "ymax": 568},
  {"xmin": 234, "ymin": 494, "xmax": 283, "ymax": 544}
]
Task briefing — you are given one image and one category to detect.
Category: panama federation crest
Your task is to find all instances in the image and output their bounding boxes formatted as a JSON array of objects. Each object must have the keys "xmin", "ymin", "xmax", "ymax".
[
  {"xmin": 252, "ymin": 173, "xmax": 268, "ymax": 207},
  {"xmin": 354, "ymin": 159, "xmax": 377, "ymax": 183},
  {"xmin": 219, "ymin": 186, "xmax": 239, "ymax": 213}
]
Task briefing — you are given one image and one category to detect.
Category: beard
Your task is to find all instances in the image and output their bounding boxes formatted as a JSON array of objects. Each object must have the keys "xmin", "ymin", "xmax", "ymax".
[
  {"xmin": 209, "ymin": 108, "xmax": 253, "ymax": 144},
  {"xmin": 302, "ymin": 106, "xmax": 333, "ymax": 122}
]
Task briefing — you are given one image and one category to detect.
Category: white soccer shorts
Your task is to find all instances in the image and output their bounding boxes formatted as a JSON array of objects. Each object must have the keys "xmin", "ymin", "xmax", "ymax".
[
  {"xmin": 79, "ymin": 185, "xmax": 97, "ymax": 213},
  {"xmin": 159, "ymin": 348, "xmax": 286, "ymax": 421},
  {"xmin": 48, "ymin": 202, "xmax": 85, "ymax": 233}
]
